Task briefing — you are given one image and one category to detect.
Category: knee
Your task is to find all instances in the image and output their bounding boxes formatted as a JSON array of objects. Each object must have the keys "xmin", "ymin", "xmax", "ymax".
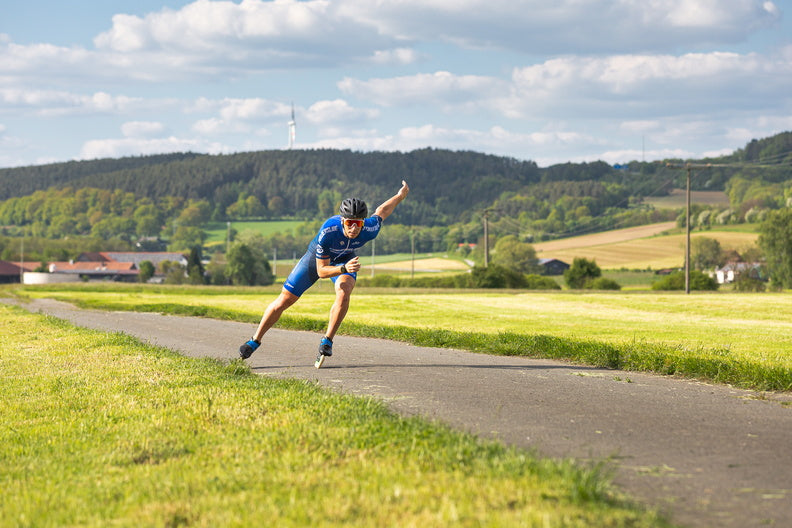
[
  {"xmin": 271, "ymin": 292, "xmax": 298, "ymax": 312},
  {"xmin": 335, "ymin": 286, "xmax": 353, "ymax": 305}
]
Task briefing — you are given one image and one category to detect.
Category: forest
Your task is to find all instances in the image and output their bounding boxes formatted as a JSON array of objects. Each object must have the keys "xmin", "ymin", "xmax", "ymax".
[{"xmin": 1, "ymin": 131, "xmax": 791, "ymax": 264}]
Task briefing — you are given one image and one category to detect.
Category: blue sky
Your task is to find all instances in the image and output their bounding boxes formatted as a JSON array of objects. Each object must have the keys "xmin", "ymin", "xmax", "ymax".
[{"xmin": 1, "ymin": 0, "xmax": 790, "ymax": 169}]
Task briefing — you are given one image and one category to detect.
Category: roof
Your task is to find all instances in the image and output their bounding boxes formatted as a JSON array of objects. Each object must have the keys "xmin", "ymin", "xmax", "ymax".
[
  {"xmin": 538, "ymin": 258, "xmax": 569, "ymax": 265},
  {"xmin": 7, "ymin": 261, "xmax": 39, "ymax": 272},
  {"xmin": 77, "ymin": 251, "xmax": 186, "ymax": 267},
  {"xmin": 717, "ymin": 261, "xmax": 761, "ymax": 272},
  {"xmin": 0, "ymin": 260, "xmax": 22, "ymax": 276},
  {"xmin": 48, "ymin": 261, "xmax": 138, "ymax": 275}
]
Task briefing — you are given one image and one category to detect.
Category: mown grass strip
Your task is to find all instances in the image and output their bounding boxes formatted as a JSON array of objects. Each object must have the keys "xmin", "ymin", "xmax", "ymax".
[
  {"xmin": 0, "ymin": 304, "xmax": 668, "ymax": 527},
  {"xmin": 24, "ymin": 293, "xmax": 792, "ymax": 392}
]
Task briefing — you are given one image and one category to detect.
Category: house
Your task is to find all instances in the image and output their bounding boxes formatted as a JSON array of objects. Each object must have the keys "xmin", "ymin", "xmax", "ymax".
[
  {"xmin": 714, "ymin": 262, "xmax": 764, "ymax": 284},
  {"xmin": 0, "ymin": 261, "xmax": 42, "ymax": 283},
  {"xmin": 0, "ymin": 260, "xmax": 23, "ymax": 283},
  {"xmin": 538, "ymin": 258, "xmax": 570, "ymax": 276}
]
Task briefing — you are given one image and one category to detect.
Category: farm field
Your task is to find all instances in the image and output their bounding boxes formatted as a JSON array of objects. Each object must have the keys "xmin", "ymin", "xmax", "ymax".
[
  {"xmin": 533, "ymin": 222, "xmax": 759, "ymax": 269},
  {"xmin": 643, "ymin": 189, "xmax": 730, "ymax": 209}
]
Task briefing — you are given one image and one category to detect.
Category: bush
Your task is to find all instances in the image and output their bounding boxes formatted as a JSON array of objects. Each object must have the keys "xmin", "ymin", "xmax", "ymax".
[
  {"xmin": 471, "ymin": 265, "xmax": 527, "ymax": 288},
  {"xmin": 358, "ymin": 268, "xmax": 561, "ymax": 290},
  {"xmin": 732, "ymin": 275, "xmax": 766, "ymax": 292},
  {"xmin": 652, "ymin": 270, "xmax": 719, "ymax": 291},
  {"xmin": 524, "ymin": 274, "xmax": 561, "ymax": 290},
  {"xmin": 564, "ymin": 257, "xmax": 602, "ymax": 289},
  {"xmin": 586, "ymin": 277, "xmax": 621, "ymax": 290}
]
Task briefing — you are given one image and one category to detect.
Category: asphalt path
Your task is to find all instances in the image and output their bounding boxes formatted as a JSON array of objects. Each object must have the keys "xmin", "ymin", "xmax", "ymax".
[{"xmin": 9, "ymin": 297, "xmax": 792, "ymax": 528}]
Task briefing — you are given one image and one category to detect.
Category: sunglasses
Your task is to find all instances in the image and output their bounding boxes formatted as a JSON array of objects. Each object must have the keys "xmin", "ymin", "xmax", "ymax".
[{"xmin": 343, "ymin": 218, "xmax": 364, "ymax": 228}]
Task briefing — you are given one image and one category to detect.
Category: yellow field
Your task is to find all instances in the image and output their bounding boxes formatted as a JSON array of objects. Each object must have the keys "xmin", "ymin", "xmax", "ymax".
[
  {"xmin": 534, "ymin": 222, "xmax": 758, "ymax": 269},
  {"xmin": 372, "ymin": 257, "xmax": 470, "ymax": 272}
]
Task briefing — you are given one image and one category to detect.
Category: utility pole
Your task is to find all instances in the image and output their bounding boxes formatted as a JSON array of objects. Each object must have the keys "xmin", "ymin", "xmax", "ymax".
[
  {"xmin": 483, "ymin": 209, "xmax": 490, "ymax": 267},
  {"xmin": 685, "ymin": 165, "xmax": 692, "ymax": 294},
  {"xmin": 665, "ymin": 162, "xmax": 714, "ymax": 294},
  {"xmin": 410, "ymin": 229, "xmax": 416, "ymax": 279},
  {"xmin": 20, "ymin": 232, "xmax": 24, "ymax": 283},
  {"xmin": 371, "ymin": 238, "xmax": 375, "ymax": 278}
]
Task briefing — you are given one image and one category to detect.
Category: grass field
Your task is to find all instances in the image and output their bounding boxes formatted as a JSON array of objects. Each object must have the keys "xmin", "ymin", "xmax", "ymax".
[
  {"xmin": 204, "ymin": 220, "xmax": 306, "ymax": 245},
  {"xmin": 0, "ymin": 303, "xmax": 669, "ymax": 527},
  {"xmin": 11, "ymin": 284, "xmax": 792, "ymax": 392}
]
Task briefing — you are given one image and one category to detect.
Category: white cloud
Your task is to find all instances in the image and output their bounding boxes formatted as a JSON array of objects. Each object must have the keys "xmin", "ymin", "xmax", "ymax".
[
  {"xmin": 337, "ymin": 47, "xmax": 792, "ymax": 123},
  {"xmin": 217, "ymin": 98, "xmax": 290, "ymax": 121},
  {"xmin": 79, "ymin": 136, "xmax": 232, "ymax": 161},
  {"xmin": 0, "ymin": 88, "xmax": 142, "ymax": 116},
  {"xmin": 0, "ymin": 1, "xmax": 782, "ymax": 85},
  {"xmin": 338, "ymin": 0, "xmax": 781, "ymax": 53},
  {"xmin": 339, "ymin": 71, "xmax": 507, "ymax": 108},
  {"xmin": 305, "ymin": 99, "xmax": 379, "ymax": 124},
  {"xmin": 369, "ymin": 48, "xmax": 420, "ymax": 65},
  {"xmin": 121, "ymin": 121, "xmax": 166, "ymax": 138}
]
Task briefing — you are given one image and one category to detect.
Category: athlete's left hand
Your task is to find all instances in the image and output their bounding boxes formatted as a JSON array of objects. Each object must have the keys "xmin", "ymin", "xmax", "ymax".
[
  {"xmin": 345, "ymin": 256, "xmax": 361, "ymax": 273},
  {"xmin": 398, "ymin": 180, "xmax": 409, "ymax": 199}
]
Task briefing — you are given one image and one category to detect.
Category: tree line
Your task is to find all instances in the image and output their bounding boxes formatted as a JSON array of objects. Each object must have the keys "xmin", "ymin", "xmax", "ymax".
[{"xmin": 2, "ymin": 133, "xmax": 792, "ymax": 286}]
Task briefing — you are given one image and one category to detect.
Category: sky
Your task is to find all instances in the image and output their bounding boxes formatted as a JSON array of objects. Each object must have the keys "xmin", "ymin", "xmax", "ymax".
[{"xmin": 1, "ymin": 0, "xmax": 791, "ymax": 169}]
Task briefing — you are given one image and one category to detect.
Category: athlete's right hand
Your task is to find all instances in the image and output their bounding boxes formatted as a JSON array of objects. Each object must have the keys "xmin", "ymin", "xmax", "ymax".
[{"xmin": 345, "ymin": 256, "xmax": 361, "ymax": 273}]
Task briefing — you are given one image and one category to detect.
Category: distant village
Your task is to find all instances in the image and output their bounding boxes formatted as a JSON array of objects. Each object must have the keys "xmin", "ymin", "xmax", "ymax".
[
  {"xmin": 0, "ymin": 250, "xmax": 758, "ymax": 287},
  {"xmin": 0, "ymin": 251, "xmax": 187, "ymax": 285}
]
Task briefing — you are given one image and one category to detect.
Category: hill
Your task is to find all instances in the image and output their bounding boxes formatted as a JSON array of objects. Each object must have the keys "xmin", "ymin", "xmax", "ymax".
[
  {"xmin": 0, "ymin": 149, "xmax": 544, "ymax": 226},
  {"xmin": 0, "ymin": 132, "xmax": 789, "ymax": 263},
  {"xmin": 3, "ymin": 131, "xmax": 788, "ymax": 228}
]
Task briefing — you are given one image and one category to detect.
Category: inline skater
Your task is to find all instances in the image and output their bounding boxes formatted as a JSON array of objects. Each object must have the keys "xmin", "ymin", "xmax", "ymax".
[{"xmin": 239, "ymin": 180, "xmax": 409, "ymax": 367}]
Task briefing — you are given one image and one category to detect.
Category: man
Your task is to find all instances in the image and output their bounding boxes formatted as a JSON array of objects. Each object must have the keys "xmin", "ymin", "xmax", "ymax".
[{"xmin": 239, "ymin": 180, "xmax": 410, "ymax": 368}]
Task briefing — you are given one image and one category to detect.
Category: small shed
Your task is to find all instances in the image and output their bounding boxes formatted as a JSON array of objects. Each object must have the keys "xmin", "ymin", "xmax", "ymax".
[{"xmin": 538, "ymin": 258, "xmax": 570, "ymax": 276}]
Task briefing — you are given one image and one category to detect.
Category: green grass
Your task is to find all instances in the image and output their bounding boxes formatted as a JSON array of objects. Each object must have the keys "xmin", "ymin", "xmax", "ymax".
[
  {"xmin": 0, "ymin": 304, "xmax": 668, "ymax": 527},
  {"xmin": 11, "ymin": 284, "xmax": 792, "ymax": 392}
]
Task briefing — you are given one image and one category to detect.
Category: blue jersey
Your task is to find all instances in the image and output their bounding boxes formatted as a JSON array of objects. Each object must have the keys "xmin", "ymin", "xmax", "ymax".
[
  {"xmin": 283, "ymin": 214, "xmax": 382, "ymax": 297},
  {"xmin": 311, "ymin": 215, "xmax": 382, "ymax": 264}
]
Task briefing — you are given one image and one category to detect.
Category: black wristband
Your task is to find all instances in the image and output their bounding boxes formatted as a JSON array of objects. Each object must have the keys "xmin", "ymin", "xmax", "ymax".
[{"xmin": 340, "ymin": 264, "xmax": 347, "ymax": 274}]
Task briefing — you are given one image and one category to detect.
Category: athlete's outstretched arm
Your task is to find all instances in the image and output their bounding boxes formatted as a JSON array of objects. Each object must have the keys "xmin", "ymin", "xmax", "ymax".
[{"xmin": 374, "ymin": 180, "xmax": 409, "ymax": 221}]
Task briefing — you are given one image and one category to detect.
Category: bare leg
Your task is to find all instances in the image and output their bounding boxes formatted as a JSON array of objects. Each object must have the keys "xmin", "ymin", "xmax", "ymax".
[
  {"xmin": 324, "ymin": 275, "xmax": 355, "ymax": 341},
  {"xmin": 253, "ymin": 289, "xmax": 299, "ymax": 342}
]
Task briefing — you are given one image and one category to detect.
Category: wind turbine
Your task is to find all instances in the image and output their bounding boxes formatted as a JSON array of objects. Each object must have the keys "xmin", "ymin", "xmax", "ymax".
[{"xmin": 288, "ymin": 102, "xmax": 296, "ymax": 149}]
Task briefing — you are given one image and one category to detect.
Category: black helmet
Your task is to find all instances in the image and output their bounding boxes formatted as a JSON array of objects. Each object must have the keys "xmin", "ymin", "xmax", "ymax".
[{"xmin": 339, "ymin": 197, "xmax": 368, "ymax": 218}]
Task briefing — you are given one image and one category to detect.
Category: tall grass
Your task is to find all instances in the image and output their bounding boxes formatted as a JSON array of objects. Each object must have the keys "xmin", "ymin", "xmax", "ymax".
[{"xmin": 0, "ymin": 304, "xmax": 668, "ymax": 527}]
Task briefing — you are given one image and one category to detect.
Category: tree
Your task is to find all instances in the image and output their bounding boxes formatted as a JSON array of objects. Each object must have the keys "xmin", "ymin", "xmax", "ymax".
[
  {"xmin": 138, "ymin": 260, "xmax": 155, "ymax": 283},
  {"xmin": 564, "ymin": 257, "xmax": 601, "ymax": 289},
  {"xmin": 226, "ymin": 242, "xmax": 274, "ymax": 286},
  {"xmin": 758, "ymin": 208, "xmax": 792, "ymax": 288},
  {"xmin": 186, "ymin": 246, "xmax": 206, "ymax": 285},
  {"xmin": 692, "ymin": 237, "xmax": 723, "ymax": 270},
  {"xmin": 491, "ymin": 235, "xmax": 540, "ymax": 274}
]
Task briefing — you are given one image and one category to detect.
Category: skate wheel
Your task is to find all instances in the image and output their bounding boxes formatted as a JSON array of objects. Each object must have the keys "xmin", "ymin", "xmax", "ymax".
[{"xmin": 315, "ymin": 355, "xmax": 326, "ymax": 369}]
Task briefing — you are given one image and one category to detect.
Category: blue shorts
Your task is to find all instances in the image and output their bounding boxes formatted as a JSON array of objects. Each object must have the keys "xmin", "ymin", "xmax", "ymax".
[{"xmin": 282, "ymin": 251, "xmax": 357, "ymax": 297}]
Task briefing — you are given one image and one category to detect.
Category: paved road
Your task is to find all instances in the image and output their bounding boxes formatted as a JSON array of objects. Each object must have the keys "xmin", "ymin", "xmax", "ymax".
[{"xmin": 10, "ymin": 298, "xmax": 792, "ymax": 528}]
